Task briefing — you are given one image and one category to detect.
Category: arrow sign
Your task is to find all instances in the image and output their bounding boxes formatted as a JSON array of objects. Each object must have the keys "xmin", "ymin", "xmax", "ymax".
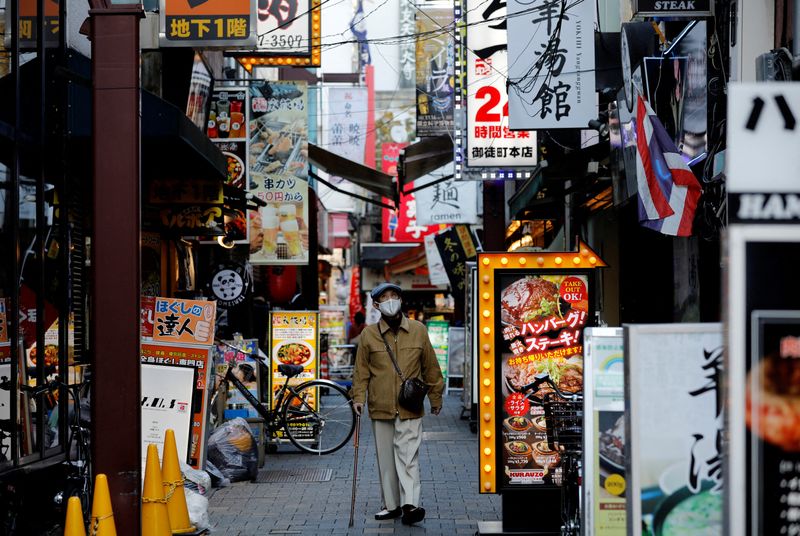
[{"xmin": 728, "ymin": 84, "xmax": 800, "ymax": 194}]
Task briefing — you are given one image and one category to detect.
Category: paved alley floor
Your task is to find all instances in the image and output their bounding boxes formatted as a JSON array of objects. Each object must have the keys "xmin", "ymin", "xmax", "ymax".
[{"xmin": 207, "ymin": 393, "xmax": 501, "ymax": 535}]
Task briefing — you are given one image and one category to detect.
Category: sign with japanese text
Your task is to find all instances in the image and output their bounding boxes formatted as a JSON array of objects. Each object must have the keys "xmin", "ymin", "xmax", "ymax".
[
  {"xmin": 322, "ymin": 87, "xmax": 368, "ymax": 165},
  {"xmin": 427, "ymin": 320, "xmax": 450, "ymax": 383},
  {"xmin": 633, "ymin": 0, "xmax": 712, "ymax": 17},
  {"xmin": 269, "ymin": 312, "xmax": 318, "ymax": 441},
  {"xmin": 415, "ymin": 4, "xmax": 455, "ymax": 137},
  {"xmin": 434, "ymin": 225, "xmax": 478, "ymax": 293},
  {"xmin": 256, "ymin": 0, "xmax": 310, "ymax": 53},
  {"xmin": 248, "ymin": 81, "xmax": 310, "ymax": 266},
  {"xmin": 159, "ymin": 0, "xmax": 256, "ymax": 48},
  {"xmin": 152, "ymin": 298, "xmax": 216, "ymax": 347},
  {"xmin": 11, "ymin": 0, "xmax": 59, "ymax": 50},
  {"xmin": 583, "ymin": 328, "xmax": 626, "ymax": 536},
  {"xmin": 0, "ymin": 298, "xmax": 7, "ymax": 344},
  {"xmin": 159, "ymin": 206, "xmax": 224, "ymax": 236},
  {"xmin": 141, "ymin": 343, "xmax": 212, "ymax": 469},
  {"xmin": 496, "ymin": 272, "xmax": 589, "ymax": 488},
  {"xmin": 465, "ymin": 0, "xmax": 537, "ymax": 167},
  {"xmin": 214, "ymin": 339, "xmax": 261, "ymax": 420},
  {"xmin": 399, "ymin": 0, "xmax": 416, "ymax": 88},
  {"xmin": 625, "ymin": 323, "xmax": 723, "ymax": 536},
  {"xmin": 415, "ymin": 174, "xmax": 479, "ymax": 225},
  {"xmin": 726, "ymin": 226, "xmax": 800, "ymax": 536},
  {"xmin": 382, "ymin": 193, "xmax": 442, "ymax": 243},
  {"xmin": 424, "ymin": 234, "xmax": 450, "ymax": 286},
  {"xmin": 506, "ymin": 0, "xmax": 596, "ymax": 130}
]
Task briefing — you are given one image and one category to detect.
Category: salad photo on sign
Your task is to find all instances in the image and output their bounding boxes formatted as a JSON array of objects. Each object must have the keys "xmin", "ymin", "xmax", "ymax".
[{"xmin": 497, "ymin": 273, "xmax": 589, "ymax": 487}]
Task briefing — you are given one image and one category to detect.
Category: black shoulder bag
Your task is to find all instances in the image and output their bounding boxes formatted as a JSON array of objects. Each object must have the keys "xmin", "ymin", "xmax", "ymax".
[{"xmin": 380, "ymin": 332, "xmax": 430, "ymax": 413}]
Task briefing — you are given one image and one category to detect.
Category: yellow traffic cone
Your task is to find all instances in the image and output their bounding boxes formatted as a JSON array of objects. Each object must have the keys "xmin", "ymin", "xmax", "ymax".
[
  {"xmin": 161, "ymin": 429, "xmax": 196, "ymax": 534},
  {"xmin": 64, "ymin": 496, "xmax": 87, "ymax": 536},
  {"xmin": 90, "ymin": 474, "xmax": 117, "ymax": 536},
  {"xmin": 142, "ymin": 444, "xmax": 172, "ymax": 536}
]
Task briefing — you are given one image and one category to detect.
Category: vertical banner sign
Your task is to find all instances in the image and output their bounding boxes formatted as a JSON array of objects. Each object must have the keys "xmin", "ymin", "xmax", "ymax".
[
  {"xmin": 269, "ymin": 312, "xmax": 319, "ymax": 440},
  {"xmin": 434, "ymin": 225, "xmax": 478, "ymax": 294},
  {"xmin": 625, "ymin": 324, "xmax": 723, "ymax": 536},
  {"xmin": 427, "ymin": 320, "xmax": 450, "ymax": 384},
  {"xmin": 399, "ymin": 0, "xmax": 417, "ymax": 88},
  {"xmin": 141, "ymin": 343, "xmax": 213, "ymax": 469},
  {"xmin": 424, "ymin": 234, "xmax": 451, "ymax": 286},
  {"xmin": 381, "ymin": 142, "xmax": 443, "ymax": 243},
  {"xmin": 322, "ymin": 87, "xmax": 368, "ymax": 165},
  {"xmin": 583, "ymin": 328, "xmax": 626, "ymax": 536},
  {"xmin": 415, "ymin": 175, "xmax": 479, "ymax": 225},
  {"xmin": 249, "ymin": 81, "xmax": 310, "ymax": 266},
  {"xmin": 152, "ymin": 298, "xmax": 216, "ymax": 346},
  {"xmin": 186, "ymin": 53, "xmax": 213, "ymax": 130},
  {"xmin": 465, "ymin": 0, "xmax": 537, "ymax": 168},
  {"xmin": 160, "ymin": 0, "xmax": 256, "ymax": 47},
  {"xmin": 415, "ymin": 4, "xmax": 455, "ymax": 137},
  {"xmin": 506, "ymin": 0, "xmax": 596, "ymax": 130},
  {"xmin": 477, "ymin": 245, "xmax": 606, "ymax": 494}
]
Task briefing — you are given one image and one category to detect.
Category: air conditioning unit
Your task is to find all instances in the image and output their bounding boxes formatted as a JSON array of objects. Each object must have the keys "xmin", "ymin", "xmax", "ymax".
[{"xmin": 756, "ymin": 48, "xmax": 794, "ymax": 81}]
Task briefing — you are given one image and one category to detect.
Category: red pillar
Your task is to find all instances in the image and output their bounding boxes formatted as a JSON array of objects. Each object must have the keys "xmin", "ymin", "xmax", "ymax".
[{"xmin": 90, "ymin": 3, "xmax": 144, "ymax": 532}]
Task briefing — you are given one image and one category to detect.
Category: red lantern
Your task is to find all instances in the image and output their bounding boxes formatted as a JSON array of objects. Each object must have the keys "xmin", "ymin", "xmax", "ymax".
[{"xmin": 268, "ymin": 265, "xmax": 297, "ymax": 304}]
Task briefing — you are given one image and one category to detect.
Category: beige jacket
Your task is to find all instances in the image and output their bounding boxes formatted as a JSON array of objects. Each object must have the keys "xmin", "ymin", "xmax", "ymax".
[{"xmin": 351, "ymin": 315, "xmax": 445, "ymax": 420}]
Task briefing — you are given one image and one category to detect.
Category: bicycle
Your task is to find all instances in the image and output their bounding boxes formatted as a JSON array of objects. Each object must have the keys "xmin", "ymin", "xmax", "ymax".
[
  {"xmin": 524, "ymin": 373, "xmax": 583, "ymax": 536},
  {"xmin": 213, "ymin": 340, "xmax": 356, "ymax": 455}
]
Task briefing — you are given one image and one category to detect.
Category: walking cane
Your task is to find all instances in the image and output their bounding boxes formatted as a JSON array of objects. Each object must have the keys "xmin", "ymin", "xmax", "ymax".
[{"xmin": 349, "ymin": 413, "xmax": 361, "ymax": 528}]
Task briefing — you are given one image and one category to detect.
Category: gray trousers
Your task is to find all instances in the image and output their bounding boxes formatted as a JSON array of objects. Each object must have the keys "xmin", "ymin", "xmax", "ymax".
[{"xmin": 372, "ymin": 416, "xmax": 423, "ymax": 510}]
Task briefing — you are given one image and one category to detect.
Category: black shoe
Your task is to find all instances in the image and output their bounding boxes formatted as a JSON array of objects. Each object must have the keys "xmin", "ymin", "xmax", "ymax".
[
  {"xmin": 401, "ymin": 505, "xmax": 425, "ymax": 525},
  {"xmin": 374, "ymin": 507, "xmax": 402, "ymax": 520}
]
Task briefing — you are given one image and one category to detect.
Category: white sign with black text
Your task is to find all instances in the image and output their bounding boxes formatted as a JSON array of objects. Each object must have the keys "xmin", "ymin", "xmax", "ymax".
[
  {"xmin": 321, "ymin": 87, "xmax": 368, "ymax": 165},
  {"xmin": 506, "ymin": 0, "xmax": 596, "ymax": 130},
  {"xmin": 414, "ymin": 169, "xmax": 479, "ymax": 225},
  {"xmin": 465, "ymin": 0, "xmax": 537, "ymax": 167}
]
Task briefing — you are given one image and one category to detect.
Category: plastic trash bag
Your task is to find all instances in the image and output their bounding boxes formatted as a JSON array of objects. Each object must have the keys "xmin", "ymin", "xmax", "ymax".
[
  {"xmin": 185, "ymin": 488, "xmax": 211, "ymax": 531},
  {"xmin": 205, "ymin": 460, "xmax": 230, "ymax": 488},
  {"xmin": 206, "ymin": 417, "xmax": 258, "ymax": 482},
  {"xmin": 181, "ymin": 462, "xmax": 212, "ymax": 496}
]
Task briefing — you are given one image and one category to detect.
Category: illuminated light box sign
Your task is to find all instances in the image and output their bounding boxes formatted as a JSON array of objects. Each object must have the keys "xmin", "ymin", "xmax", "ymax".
[
  {"xmin": 159, "ymin": 0, "xmax": 257, "ymax": 48},
  {"xmin": 477, "ymin": 242, "xmax": 606, "ymax": 494}
]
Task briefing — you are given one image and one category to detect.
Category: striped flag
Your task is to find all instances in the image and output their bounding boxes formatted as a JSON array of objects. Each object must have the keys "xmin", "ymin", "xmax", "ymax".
[{"xmin": 635, "ymin": 95, "xmax": 702, "ymax": 236}]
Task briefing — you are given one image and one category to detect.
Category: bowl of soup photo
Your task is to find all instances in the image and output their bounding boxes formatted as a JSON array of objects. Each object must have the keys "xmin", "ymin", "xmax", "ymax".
[{"xmin": 274, "ymin": 340, "xmax": 314, "ymax": 367}]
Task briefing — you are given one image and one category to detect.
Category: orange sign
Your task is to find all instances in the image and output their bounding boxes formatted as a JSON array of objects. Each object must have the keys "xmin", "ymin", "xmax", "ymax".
[
  {"xmin": 160, "ymin": 0, "xmax": 255, "ymax": 47},
  {"xmin": 152, "ymin": 297, "xmax": 216, "ymax": 347}
]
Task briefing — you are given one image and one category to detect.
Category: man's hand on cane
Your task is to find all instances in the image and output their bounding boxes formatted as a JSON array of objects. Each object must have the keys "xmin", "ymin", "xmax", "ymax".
[
  {"xmin": 431, "ymin": 406, "xmax": 441, "ymax": 415},
  {"xmin": 353, "ymin": 402, "xmax": 364, "ymax": 416}
]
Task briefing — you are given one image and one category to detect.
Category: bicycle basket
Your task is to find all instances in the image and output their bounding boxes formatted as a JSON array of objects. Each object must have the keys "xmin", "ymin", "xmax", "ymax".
[{"xmin": 542, "ymin": 394, "xmax": 583, "ymax": 453}]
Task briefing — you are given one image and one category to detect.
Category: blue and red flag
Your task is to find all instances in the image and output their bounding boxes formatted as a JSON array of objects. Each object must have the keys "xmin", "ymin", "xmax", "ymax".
[{"xmin": 635, "ymin": 95, "xmax": 702, "ymax": 236}]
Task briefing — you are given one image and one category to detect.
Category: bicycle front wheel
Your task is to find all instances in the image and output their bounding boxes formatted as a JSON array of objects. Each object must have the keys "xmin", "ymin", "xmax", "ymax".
[{"xmin": 282, "ymin": 381, "xmax": 356, "ymax": 455}]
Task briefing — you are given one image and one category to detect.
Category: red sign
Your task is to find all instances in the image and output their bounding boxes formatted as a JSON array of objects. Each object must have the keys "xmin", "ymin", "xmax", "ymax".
[
  {"xmin": 349, "ymin": 266, "xmax": 363, "ymax": 322},
  {"xmin": 141, "ymin": 296, "xmax": 156, "ymax": 339}
]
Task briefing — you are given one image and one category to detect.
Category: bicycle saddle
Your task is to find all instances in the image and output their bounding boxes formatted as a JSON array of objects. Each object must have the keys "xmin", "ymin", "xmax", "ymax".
[{"xmin": 277, "ymin": 364, "xmax": 305, "ymax": 378}]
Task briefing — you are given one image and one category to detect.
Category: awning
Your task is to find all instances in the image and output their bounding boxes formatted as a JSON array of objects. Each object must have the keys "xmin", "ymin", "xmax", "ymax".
[
  {"xmin": 508, "ymin": 162, "xmax": 547, "ymax": 218},
  {"xmin": 0, "ymin": 48, "xmax": 226, "ymax": 182},
  {"xmin": 308, "ymin": 143, "xmax": 397, "ymax": 203},
  {"xmin": 360, "ymin": 243, "xmax": 416, "ymax": 269},
  {"xmin": 397, "ymin": 135, "xmax": 453, "ymax": 190}
]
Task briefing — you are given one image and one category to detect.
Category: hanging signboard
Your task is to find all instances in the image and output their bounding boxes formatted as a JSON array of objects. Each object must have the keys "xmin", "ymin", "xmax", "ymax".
[
  {"xmin": 249, "ymin": 81, "xmax": 310, "ymax": 266},
  {"xmin": 152, "ymin": 297, "xmax": 216, "ymax": 347},
  {"xmin": 506, "ymin": 0, "xmax": 596, "ymax": 130},
  {"xmin": 159, "ymin": 0, "xmax": 256, "ymax": 48},
  {"xmin": 633, "ymin": 0, "xmax": 713, "ymax": 17},
  {"xmin": 381, "ymin": 193, "xmax": 443, "ymax": 243},
  {"xmin": 625, "ymin": 323, "xmax": 723, "ymax": 536},
  {"xmin": 399, "ymin": 0, "xmax": 416, "ymax": 88},
  {"xmin": 141, "ymin": 342, "xmax": 213, "ymax": 470},
  {"xmin": 415, "ymin": 173, "xmax": 480, "ymax": 225},
  {"xmin": 464, "ymin": 0, "xmax": 537, "ymax": 168},
  {"xmin": 415, "ymin": 4, "xmax": 455, "ymax": 137},
  {"xmin": 583, "ymin": 328, "xmax": 626, "ymax": 536},
  {"xmin": 186, "ymin": 53, "xmax": 213, "ymax": 131},
  {"xmin": 477, "ymin": 243, "xmax": 606, "ymax": 494},
  {"xmin": 427, "ymin": 320, "xmax": 451, "ymax": 385},
  {"xmin": 268, "ymin": 312, "xmax": 319, "ymax": 440},
  {"xmin": 424, "ymin": 234, "xmax": 450, "ymax": 286},
  {"xmin": 321, "ymin": 87, "xmax": 368, "ymax": 165},
  {"xmin": 433, "ymin": 224, "xmax": 478, "ymax": 294},
  {"xmin": 233, "ymin": 0, "xmax": 322, "ymax": 67}
]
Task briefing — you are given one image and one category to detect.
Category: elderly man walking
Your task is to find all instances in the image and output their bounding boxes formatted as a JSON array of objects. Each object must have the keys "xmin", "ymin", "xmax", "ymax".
[{"xmin": 351, "ymin": 282, "xmax": 444, "ymax": 525}]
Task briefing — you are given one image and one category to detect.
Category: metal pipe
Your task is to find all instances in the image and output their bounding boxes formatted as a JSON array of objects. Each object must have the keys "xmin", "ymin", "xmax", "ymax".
[{"xmin": 795, "ymin": 0, "xmax": 800, "ymax": 57}]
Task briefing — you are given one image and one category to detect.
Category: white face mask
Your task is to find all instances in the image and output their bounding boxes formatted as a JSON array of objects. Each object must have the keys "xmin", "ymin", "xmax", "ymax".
[{"xmin": 378, "ymin": 298, "xmax": 402, "ymax": 317}]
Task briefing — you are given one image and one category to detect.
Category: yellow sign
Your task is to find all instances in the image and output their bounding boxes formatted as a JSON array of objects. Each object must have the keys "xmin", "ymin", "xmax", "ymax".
[{"xmin": 604, "ymin": 473, "xmax": 626, "ymax": 496}]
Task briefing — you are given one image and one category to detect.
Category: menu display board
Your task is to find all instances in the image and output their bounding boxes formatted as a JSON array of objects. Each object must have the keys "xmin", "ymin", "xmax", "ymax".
[
  {"xmin": 625, "ymin": 323, "xmax": 723, "ymax": 536},
  {"xmin": 152, "ymin": 298, "xmax": 216, "ymax": 346},
  {"xmin": 427, "ymin": 320, "xmax": 450, "ymax": 385},
  {"xmin": 215, "ymin": 339, "xmax": 261, "ymax": 420},
  {"xmin": 727, "ymin": 227, "xmax": 800, "ymax": 536},
  {"xmin": 584, "ymin": 328, "xmax": 626, "ymax": 536},
  {"xmin": 496, "ymin": 272, "xmax": 589, "ymax": 487},
  {"xmin": 269, "ymin": 312, "xmax": 319, "ymax": 440}
]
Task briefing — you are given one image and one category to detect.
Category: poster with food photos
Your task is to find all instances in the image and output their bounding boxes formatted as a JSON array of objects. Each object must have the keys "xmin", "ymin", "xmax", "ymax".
[{"xmin": 496, "ymin": 272, "xmax": 589, "ymax": 488}]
